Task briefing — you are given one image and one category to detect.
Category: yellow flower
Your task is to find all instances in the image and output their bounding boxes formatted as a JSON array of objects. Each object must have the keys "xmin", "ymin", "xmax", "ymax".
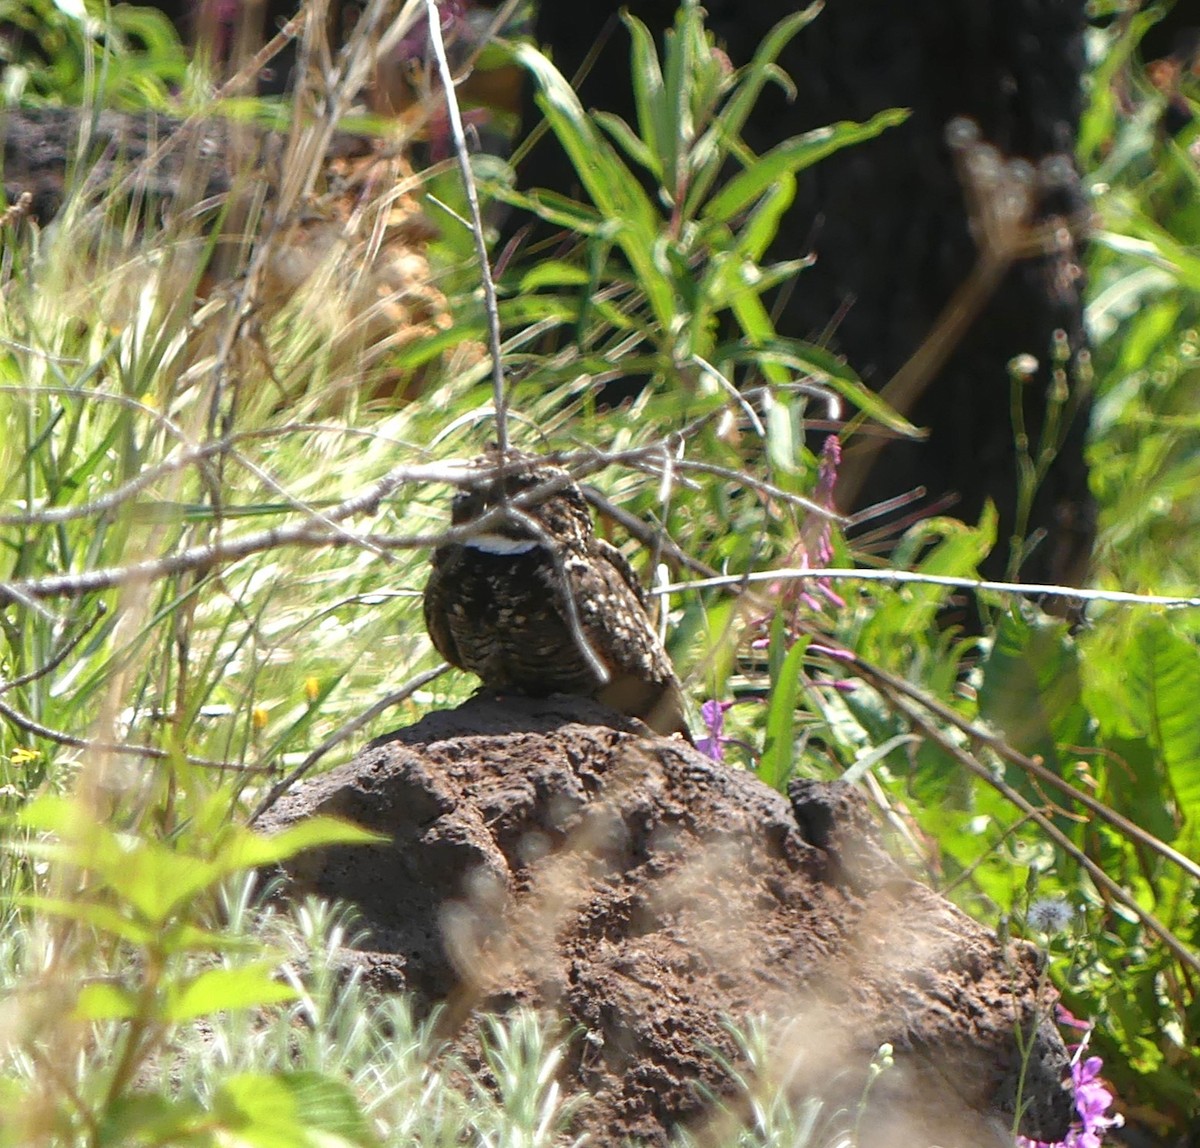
[
  {"xmin": 304, "ymin": 676, "xmax": 321, "ymax": 703},
  {"xmin": 252, "ymin": 707, "xmax": 269, "ymax": 730}
]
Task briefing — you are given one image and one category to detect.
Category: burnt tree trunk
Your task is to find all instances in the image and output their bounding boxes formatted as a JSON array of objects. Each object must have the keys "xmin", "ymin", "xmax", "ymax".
[{"xmin": 519, "ymin": 0, "xmax": 1095, "ymax": 586}]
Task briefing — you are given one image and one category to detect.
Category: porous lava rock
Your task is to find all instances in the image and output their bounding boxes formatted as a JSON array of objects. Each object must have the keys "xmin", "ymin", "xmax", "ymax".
[{"xmin": 257, "ymin": 693, "xmax": 1074, "ymax": 1147}]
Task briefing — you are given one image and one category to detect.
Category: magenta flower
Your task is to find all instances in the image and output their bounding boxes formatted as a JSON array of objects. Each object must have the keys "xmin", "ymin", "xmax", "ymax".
[
  {"xmin": 797, "ymin": 435, "xmax": 845, "ymax": 611},
  {"xmin": 1016, "ymin": 1027, "xmax": 1123, "ymax": 1148},
  {"xmin": 696, "ymin": 699, "xmax": 735, "ymax": 762}
]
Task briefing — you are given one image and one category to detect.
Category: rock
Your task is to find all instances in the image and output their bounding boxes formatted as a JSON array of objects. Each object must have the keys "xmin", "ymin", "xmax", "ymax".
[{"xmin": 257, "ymin": 693, "xmax": 1074, "ymax": 1146}]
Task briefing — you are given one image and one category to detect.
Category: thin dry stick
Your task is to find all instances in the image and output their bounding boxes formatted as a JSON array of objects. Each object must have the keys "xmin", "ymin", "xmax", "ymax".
[
  {"xmin": 0, "ymin": 606, "xmax": 107, "ymax": 694},
  {"xmin": 662, "ymin": 458, "xmax": 846, "ymax": 521},
  {"xmin": 874, "ymin": 679, "xmax": 1200, "ymax": 978},
  {"xmin": 0, "ymin": 694, "xmax": 247, "ymax": 771},
  {"xmin": 102, "ymin": 10, "xmax": 309, "ymax": 206},
  {"xmin": 0, "ymin": 459, "xmax": 482, "ymax": 606},
  {"xmin": 250, "ymin": 662, "xmax": 451, "ymax": 822},
  {"xmin": 506, "ymin": 505, "xmax": 611, "ymax": 685},
  {"xmin": 583, "ymin": 488, "xmax": 717, "ymax": 581},
  {"xmin": 424, "ymin": 0, "xmax": 509, "ymax": 456},
  {"xmin": 655, "ymin": 567, "xmax": 1200, "ymax": 611},
  {"xmin": 841, "ymin": 652, "xmax": 1200, "ymax": 887}
]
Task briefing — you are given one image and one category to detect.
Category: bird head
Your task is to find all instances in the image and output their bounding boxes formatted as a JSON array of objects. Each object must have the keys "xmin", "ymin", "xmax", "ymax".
[{"xmin": 450, "ymin": 452, "xmax": 593, "ymax": 554}]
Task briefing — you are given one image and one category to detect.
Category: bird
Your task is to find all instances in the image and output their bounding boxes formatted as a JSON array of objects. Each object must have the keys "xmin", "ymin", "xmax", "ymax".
[{"xmin": 423, "ymin": 451, "xmax": 691, "ymax": 740}]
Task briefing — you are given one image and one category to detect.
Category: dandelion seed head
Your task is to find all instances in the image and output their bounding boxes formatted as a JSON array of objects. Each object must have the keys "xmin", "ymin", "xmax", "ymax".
[{"xmin": 1027, "ymin": 897, "xmax": 1073, "ymax": 934}]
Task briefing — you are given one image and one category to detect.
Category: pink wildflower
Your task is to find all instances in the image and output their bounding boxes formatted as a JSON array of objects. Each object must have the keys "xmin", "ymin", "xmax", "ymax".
[
  {"xmin": 1016, "ymin": 1027, "xmax": 1123, "ymax": 1148},
  {"xmin": 696, "ymin": 699, "xmax": 735, "ymax": 763}
]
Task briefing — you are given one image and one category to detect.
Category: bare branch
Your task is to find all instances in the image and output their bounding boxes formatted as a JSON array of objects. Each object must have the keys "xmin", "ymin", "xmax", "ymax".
[
  {"xmin": 656, "ymin": 566, "xmax": 1200, "ymax": 610},
  {"xmin": 0, "ymin": 693, "xmax": 252, "ymax": 771},
  {"xmin": 250, "ymin": 662, "xmax": 451, "ymax": 821},
  {"xmin": 425, "ymin": 0, "xmax": 509, "ymax": 455}
]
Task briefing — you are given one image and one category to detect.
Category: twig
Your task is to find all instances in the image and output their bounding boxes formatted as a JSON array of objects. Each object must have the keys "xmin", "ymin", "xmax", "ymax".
[
  {"xmin": 506, "ymin": 505, "xmax": 610, "ymax": 685},
  {"xmin": 582, "ymin": 487, "xmax": 717, "ymax": 581},
  {"xmin": 424, "ymin": 0, "xmax": 509, "ymax": 456},
  {"xmin": 866, "ymin": 674, "xmax": 1200, "ymax": 977},
  {"xmin": 656, "ymin": 566, "xmax": 1200, "ymax": 610},
  {"xmin": 0, "ymin": 606, "xmax": 107, "ymax": 694},
  {"xmin": 0, "ymin": 694, "xmax": 249, "ymax": 770},
  {"xmin": 250, "ymin": 662, "xmax": 451, "ymax": 821},
  {"xmin": 662, "ymin": 457, "xmax": 846, "ymax": 521}
]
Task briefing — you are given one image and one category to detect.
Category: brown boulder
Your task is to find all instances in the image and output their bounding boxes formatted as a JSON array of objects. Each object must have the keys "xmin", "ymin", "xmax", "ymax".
[{"xmin": 257, "ymin": 693, "xmax": 1073, "ymax": 1146}]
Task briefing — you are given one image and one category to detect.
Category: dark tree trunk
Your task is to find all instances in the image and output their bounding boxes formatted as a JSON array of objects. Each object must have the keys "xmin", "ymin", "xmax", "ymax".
[{"xmin": 517, "ymin": 0, "xmax": 1096, "ymax": 586}]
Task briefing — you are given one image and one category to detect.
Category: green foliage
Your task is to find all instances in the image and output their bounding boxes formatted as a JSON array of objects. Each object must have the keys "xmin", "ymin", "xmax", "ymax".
[
  {"xmin": 1, "ymin": 0, "xmax": 1199, "ymax": 1138},
  {"xmin": 1083, "ymin": 8, "xmax": 1200, "ymax": 596},
  {"xmin": 486, "ymin": 0, "xmax": 907, "ymax": 421},
  {"xmin": 1, "ymin": 0, "xmax": 187, "ymax": 108},
  {"xmin": 1, "ymin": 792, "xmax": 382, "ymax": 1146}
]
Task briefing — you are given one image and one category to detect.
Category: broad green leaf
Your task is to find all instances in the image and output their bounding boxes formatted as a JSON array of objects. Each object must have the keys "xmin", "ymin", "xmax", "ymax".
[
  {"xmin": 17, "ymin": 895, "xmax": 155, "ymax": 945},
  {"xmin": 213, "ymin": 1072, "xmax": 378, "ymax": 1148},
  {"xmin": 74, "ymin": 981, "xmax": 138, "ymax": 1021},
  {"xmin": 213, "ymin": 817, "xmax": 387, "ymax": 875},
  {"xmin": 1129, "ymin": 615, "xmax": 1200, "ymax": 815},
  {"xmin": 1103, "ymin": 736, "xmax": 1180, "ymax": 847},
  {"xmin": 97, "ymin": 1093, "xmax": 208, "ymax": 1148},
  {"xmin": 11, "ymin": 798, "xmax": 214, "ymax": 924},
  {"xmin": 103, "ymin": 839, "xmax": 223, "ymax": 925},
  {"xmin": 978, "ymin": 609, "xmax": 1091, "ymax": 774},
  {"xmin": 165, "ymin": 961, "xmax": 298, "ymax": 1022}
]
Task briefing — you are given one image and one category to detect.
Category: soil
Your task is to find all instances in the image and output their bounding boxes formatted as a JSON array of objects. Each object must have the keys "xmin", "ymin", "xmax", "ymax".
[{"xmin": 257, "ymin": 692, "xmax": 1075, "ymax": 1147}]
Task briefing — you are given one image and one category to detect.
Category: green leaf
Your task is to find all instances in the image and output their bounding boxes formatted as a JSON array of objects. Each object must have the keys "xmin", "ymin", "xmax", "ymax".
[
  {"xmin": 1129, "ymin": 615, "xmax": 1200, "ymax": 815},
  {"xmin": 74, "ymin": 981, "xmax": 139, "ymax": 1021},
  {"xmin": 12, "ymin": 798, "xmax": 220, "ymax": 925},
  {"xmin": 734, "ymin": 176, "xmax": 797, "ymax": 262},
  {"xmin": 759, "ymin": 634, "xmax": 810, "ymax": 791},
  {"xmin": 103, "ymin": 839, "xmax": 223, "ymax": 926},
  {"xmin": 686, "ymin": 2, "xmax": 822, "ymax": 209},
  {"xmin": 702, "ymin": 111, "xmax": 908, "ymax": 225},
  {"xmin": 513, "ymin": 42, "xmax": 674, "ymax": 326},
  {"xmin": 98, "ymin": 1094, "xmax": 208, "ymax": 1148},
  {"xmin": 626, "ymin": 12, "xmax": 667, "ymax": 171},
  {"xmin": 213, "ymin": 817, "xmax": 388, "ymax": 875},
  {"xmin": 594, "ymin": 111, "xmax": 660, "ymax": 176},
  {"xmin": 213, "ymin": 1072, "xmax": 379, "ymax": 1148},
  {"xmin": 165, "ymin": 961, "xmax": 298, "ymax": 1023},
  {"xmin": 978, "ymin": 609, "xmax": 1091, "ymax": 773},
  {"xmin": 517, "ymin": 261, "xmax": 594, "ymax": 292},
  {"xmin": 16, "ymin": 896, "xmax": 155, "ymax": 945}
]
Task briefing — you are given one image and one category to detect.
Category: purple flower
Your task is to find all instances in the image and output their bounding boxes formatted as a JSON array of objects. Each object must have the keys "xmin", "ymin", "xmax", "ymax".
[
  {"xmin": 696, "ymin": 699, "xmax": 735, "ymax": 762},
  {"xmin": 1016, "ymin": 1027, "xmax": 1123, "ymax": 1148},
  {"xmin": 797, "ymin": 435, "xmax": 845, "ymax": 610}
]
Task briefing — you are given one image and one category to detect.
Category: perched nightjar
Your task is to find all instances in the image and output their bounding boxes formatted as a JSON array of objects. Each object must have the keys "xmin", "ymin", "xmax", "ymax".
[{"xmin": 423, "ymin": 451, "xmax": 691, "ymax": 739}]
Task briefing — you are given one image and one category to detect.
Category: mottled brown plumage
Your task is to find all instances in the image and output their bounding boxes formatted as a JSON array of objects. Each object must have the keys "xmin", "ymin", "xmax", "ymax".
[{"xmin": 423, "ymin": 452, "xmax": 690, "ymax": 739}]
